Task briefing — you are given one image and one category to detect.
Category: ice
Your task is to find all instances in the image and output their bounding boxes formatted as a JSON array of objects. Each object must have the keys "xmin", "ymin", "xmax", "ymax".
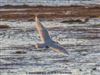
[
  {"xmin": 0, "ymin": 18, "xmax": 100, "ymax": 75},
  {"xmin": 0, "ymin": 9, "xmax": 28, "ymax": 11},
  {"xmin": 0, "ymin": 0, "xmax": 100, "ymax": 6}
]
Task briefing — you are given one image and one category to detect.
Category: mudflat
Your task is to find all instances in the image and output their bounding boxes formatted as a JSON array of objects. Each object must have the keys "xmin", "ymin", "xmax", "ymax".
[{"xmin": 0, "ymin": 5, "xmax": 100, "ymax": 20}]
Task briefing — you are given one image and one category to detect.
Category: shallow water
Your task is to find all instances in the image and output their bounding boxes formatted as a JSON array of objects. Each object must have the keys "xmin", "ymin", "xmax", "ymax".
[{"xmin": 0, "ymin": 20, "xmax": 100, "ymax": 75}]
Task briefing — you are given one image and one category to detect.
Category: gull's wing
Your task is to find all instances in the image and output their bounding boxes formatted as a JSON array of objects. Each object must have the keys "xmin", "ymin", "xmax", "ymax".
[
  {"xmin": 35, "ymin": 16, "xmax": 52, "ymax": 43},
  {"xmin": 49, "ymin": 43, "xmax": 69, "ymax": 55}
]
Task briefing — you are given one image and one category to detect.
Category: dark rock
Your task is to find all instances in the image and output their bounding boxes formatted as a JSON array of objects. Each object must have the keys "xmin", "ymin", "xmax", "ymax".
[
  {"xmin": 61, "ymin": 18, "xmax": 88, "ymax": 24},
  {"xmin": 0, "ymin": 25, "xmax": 10, "ymax": 29},
  {"xmin": 92, "ymin": 68, "xmax": 96, "ymax": 70},
  {"xmin": 15, "ymin": 51, "xmax": 26, "ymax": 54}
]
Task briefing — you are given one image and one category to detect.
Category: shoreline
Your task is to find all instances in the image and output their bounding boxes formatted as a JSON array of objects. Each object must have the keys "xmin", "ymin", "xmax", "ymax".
[{"xmin": 0, "ymin": 5, "xmax": 100, "ymax": 20}]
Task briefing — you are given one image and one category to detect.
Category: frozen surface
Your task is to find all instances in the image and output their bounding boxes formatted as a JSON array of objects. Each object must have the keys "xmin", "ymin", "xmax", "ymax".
[
  {"xmin": 0, "ymin": 0, "xmax": 100, "ymax": 6},
  {"xmin": 0, "ymin": 19, "xmax": 100, "ymax": 75}
]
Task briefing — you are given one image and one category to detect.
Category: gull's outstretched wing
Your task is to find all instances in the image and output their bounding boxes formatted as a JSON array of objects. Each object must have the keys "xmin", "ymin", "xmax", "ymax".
[
  {"xmin": 35, "ymin": 16, "xmax": 52, "ymax": 43},
  {"xmin": 49, "ymin": 43, "xmax": 69, "ymax": 55}
]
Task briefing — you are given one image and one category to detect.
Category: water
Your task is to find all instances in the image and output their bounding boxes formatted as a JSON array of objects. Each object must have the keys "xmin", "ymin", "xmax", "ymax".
[{"xmin": 0, "ymin": 20, "xmax": 100, "ymax": 75}]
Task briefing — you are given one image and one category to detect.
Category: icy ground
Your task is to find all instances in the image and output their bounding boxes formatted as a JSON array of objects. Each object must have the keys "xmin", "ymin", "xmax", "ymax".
[
  {"xmin": 0, "ymin": 0, "xmax": 100, "ymax": 6},
  {"xmin": 0, "ymin": 19, "xmax": 100, "ymax": 75}
]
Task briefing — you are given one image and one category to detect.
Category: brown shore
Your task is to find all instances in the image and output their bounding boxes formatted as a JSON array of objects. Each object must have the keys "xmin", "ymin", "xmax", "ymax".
[{"xmin": 0, "ymin": 5, "xmax": 100, "ymax": 20}]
